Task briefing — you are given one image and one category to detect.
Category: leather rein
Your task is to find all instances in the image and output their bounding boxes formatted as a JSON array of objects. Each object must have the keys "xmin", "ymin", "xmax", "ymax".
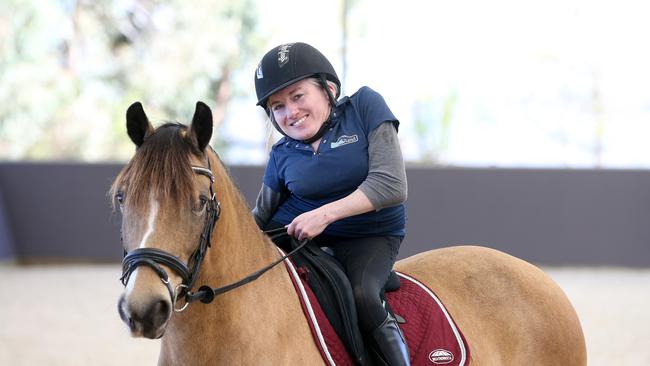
[{"xmin": 120, "ymin": 156, "xmax": 307, "ymax": 312}]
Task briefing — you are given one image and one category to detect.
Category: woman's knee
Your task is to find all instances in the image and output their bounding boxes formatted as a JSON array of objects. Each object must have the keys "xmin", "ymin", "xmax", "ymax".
[
  {"xmin": 353, "ymin": 292, "xmax": 387, "ymax": 331},
  {"xmin": 352, "ymin": 285, "xmax": 384, "ymax": 314}
]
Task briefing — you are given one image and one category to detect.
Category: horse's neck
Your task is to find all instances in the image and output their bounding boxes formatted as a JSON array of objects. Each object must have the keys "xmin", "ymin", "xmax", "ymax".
[
  {"xmin": 161, "ymin": 159, "xmax": 317, "ymax": 364},
  {"xmin": 204, "ymin": 159, "xmax": 282, "ymax": 285}
]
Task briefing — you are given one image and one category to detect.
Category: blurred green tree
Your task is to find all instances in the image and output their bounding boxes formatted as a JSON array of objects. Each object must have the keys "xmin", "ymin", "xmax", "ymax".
[
  {"xmin": 0, "ymin": 0, "xmax": 260, "ymax": 161},
  {"xmin": 412, "ymin": 91, "xmax": 457, "ymax": 164}
]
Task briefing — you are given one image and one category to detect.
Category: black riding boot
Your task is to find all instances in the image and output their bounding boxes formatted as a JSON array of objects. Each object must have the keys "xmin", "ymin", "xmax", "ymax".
[{"xmin": 370, "ymin": 312, "xmax": 411, "ymax": 366}]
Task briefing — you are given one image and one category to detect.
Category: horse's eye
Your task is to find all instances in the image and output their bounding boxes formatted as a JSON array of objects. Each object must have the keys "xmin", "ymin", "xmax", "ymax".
[
  {"xmin": 193, "ymin": 195, "xmax": 208, "ymax": 212},
  {"xmin": 115, "ymin": 192, "xmax": 125, "ymax": 205}
]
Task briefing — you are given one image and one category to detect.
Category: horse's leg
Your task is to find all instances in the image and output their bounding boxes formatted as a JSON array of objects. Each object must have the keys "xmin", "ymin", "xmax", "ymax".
[{"xmin": 397, "ymin": 246, "xmax": 587, "ymax": 366}]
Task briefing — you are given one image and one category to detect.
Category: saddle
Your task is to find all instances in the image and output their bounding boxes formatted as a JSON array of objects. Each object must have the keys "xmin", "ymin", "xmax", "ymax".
[
  {"xmin": 282, "ymin": 257, "xmax": 472, "ymax": 366},
  {"xmin": 269, "ymin": 232, "xmax": 400, "ymax": 366}
]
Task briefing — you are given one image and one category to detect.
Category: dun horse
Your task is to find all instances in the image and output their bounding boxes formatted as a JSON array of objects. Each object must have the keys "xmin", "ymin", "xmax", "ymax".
[{"xmin": 113, "ymin": 102, "xmax": 587, "ymax": 365}]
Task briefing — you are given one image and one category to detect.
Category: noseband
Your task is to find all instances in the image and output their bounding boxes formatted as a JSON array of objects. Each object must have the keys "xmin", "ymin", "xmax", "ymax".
[{"xmin": 120, "ymin": 163, "xmax": 220, "ymax": 312}]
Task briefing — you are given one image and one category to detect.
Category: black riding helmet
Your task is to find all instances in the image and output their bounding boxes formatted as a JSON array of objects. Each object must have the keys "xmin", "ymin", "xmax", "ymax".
[
  {"xmin": 254, "ymin": 43, "xmax": 341, "ymax": 142},
  {"xmin": 254, "ymin": 42, "xmax": 341, "ymax": 108}
]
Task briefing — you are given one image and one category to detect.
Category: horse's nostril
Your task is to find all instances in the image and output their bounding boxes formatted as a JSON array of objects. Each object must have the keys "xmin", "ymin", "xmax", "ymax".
[
  {"xmin": 150, "ymin": 299, "xmax": 170, "ymax": 319},
  {"xmin": 117, "ymin": 295, "xmax": 129, "ymax": 324},
  {"xmin": 141, "ymin": 299, "xmax": 171, "ymax": 338},
  {"xmin": 129, "ymin": 318, "xmax": 136, "ymax": 331}
]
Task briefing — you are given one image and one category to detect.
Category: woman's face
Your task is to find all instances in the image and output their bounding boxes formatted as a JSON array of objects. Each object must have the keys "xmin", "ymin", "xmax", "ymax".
[{"xmin": 268, "ymin": 79, "xmax": 331, "ymax": 141}]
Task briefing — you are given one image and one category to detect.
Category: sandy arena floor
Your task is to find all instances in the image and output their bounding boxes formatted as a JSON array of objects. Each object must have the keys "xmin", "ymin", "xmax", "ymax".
[{"xmin": 0, "ymin": 264, "xmax": 648, "ymax": 365}]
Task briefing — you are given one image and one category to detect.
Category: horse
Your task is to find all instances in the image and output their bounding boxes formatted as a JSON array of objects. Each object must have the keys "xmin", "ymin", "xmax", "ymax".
[{"xmin": 112, "ymin": 101, "xmax": 587, "ymax": 365}]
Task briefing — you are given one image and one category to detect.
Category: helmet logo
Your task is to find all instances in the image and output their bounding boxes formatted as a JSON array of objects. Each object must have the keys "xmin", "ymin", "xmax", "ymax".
[
  {"xmin": 277, "ymin": 43, "xmax": 294, "ymax": 68},
  {"xmin": 256, "ymin": 63, "xmax": 263, "ymax": 79}
]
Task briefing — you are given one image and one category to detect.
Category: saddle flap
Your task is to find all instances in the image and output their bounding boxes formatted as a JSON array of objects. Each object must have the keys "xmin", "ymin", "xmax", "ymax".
[{"xmin": 289, "ymin": 239, "xmax": 368, "ymax": 365}]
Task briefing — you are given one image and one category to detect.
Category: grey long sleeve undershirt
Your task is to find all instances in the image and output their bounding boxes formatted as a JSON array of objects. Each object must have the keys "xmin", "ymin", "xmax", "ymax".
[{"xmin": 252, "ymin": 121, "xmax": 407, "ymax": 229}]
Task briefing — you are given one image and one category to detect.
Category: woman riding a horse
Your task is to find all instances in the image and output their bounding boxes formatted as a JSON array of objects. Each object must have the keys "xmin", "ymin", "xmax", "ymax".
[
  {"xmin": 252, "ymin": 42, "xmax": 410, "ymax": 365},
  {"xmin": 113, "ymin": 49, "xmax": 586, "ymax": 366}
]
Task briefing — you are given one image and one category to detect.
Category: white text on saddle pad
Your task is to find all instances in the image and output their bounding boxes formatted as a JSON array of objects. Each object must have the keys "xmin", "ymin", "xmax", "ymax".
[{"xmin": 429, "ymin": 349, "xmax": 454, "ymax": 364}]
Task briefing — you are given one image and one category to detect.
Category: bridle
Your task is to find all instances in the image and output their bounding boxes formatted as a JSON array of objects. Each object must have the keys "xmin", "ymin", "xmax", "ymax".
[
  {"xmin": 119, "ymin": 153, "xmax": 308, "ymax": 312},
  {"xmin": 120, "ymin": 159, "xmax": 220, "ymax": 312}
]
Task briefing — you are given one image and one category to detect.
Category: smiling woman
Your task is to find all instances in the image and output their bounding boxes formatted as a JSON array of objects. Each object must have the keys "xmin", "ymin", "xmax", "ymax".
[
  {"xmin": 252, "ymin": 42, "xmax": 411, "ymax": 364},
  {"xmin": 267, "ymin": 78, "xmax": 335, "ymax": 144}
]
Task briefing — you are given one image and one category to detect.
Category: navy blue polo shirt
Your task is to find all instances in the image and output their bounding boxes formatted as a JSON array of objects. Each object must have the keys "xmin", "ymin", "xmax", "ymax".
[{"xmin": 263, "ymin": 86, "xmax": 406, "ymax": 238}]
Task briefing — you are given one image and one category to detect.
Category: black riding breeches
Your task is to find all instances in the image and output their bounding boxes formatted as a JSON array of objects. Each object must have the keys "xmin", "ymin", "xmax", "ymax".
[{"xmin": 314, "ymin": 234, "xmax": 402, "ymax": 333}]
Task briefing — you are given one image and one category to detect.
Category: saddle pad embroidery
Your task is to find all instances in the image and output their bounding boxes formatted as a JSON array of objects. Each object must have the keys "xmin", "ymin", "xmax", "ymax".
[{"xmin": 280, "ymin": 248, "xmax": 471, "ymax": 366}]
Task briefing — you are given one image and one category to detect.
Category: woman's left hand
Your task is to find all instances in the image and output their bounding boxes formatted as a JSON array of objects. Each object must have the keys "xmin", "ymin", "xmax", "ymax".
[{"xmin": 286, "ymin": 208, "xmax": 331, "ymax": 241}]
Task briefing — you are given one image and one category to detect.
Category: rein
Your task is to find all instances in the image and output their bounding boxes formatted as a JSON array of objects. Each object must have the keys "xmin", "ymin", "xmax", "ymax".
[
  {"xmin": 120, "ymin": 154, "xmax": 307, "ymax": 312},
  {"xmin": 185, "ymin": 227, "xmax": 308, "ymax": 305}
]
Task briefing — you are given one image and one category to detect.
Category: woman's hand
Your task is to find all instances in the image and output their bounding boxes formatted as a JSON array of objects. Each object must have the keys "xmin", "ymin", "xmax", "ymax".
[
  {"xmin": 286, "ymin": 207, "xmax": 331, "ymax": 241},
  {"xmin": 286, "ymin": 189, "xmax": 376, "ymax": 240}
]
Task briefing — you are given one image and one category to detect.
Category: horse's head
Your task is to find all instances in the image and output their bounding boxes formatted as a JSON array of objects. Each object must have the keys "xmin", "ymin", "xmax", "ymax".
[{"xmin": 112, "ymin": 101, "xmax": 218, "ymax": 339}]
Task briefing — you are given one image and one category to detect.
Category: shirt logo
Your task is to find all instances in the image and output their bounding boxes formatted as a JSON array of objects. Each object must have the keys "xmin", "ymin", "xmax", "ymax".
[
  {"xmin": 277, "ymin": 43, "xmax": 294, "ymax": 68},
  {"xmin": 330, "ymin": 134, "xmax": 358, "ymax": 149}
]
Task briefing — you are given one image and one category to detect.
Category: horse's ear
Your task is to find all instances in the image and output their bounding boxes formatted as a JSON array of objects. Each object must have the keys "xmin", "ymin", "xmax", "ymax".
[
  {"xmin": 190, "ymin": 101, "xmax": 213, "ymax": 152},
  {"xmin": 126, "ymin": 102, "xmax": 153, "ymax": 148}
]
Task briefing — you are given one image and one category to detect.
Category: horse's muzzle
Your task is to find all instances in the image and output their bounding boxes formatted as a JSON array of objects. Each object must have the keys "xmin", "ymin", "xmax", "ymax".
[{"xmin": 118, "ymin": 293, "xmax": 171, "ymax": 339}]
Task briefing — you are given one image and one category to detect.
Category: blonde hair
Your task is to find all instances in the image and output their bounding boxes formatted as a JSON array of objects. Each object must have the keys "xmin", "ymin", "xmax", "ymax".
[{"xmin": 306, "ymin": 78, "xmax": 339, "ymax": 100}]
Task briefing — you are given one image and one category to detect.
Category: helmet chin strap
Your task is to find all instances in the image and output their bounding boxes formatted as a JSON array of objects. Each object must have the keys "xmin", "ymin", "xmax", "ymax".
[{"xmin": 302, "ymin": 116, "xmax": 332, "ymax": 144}]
